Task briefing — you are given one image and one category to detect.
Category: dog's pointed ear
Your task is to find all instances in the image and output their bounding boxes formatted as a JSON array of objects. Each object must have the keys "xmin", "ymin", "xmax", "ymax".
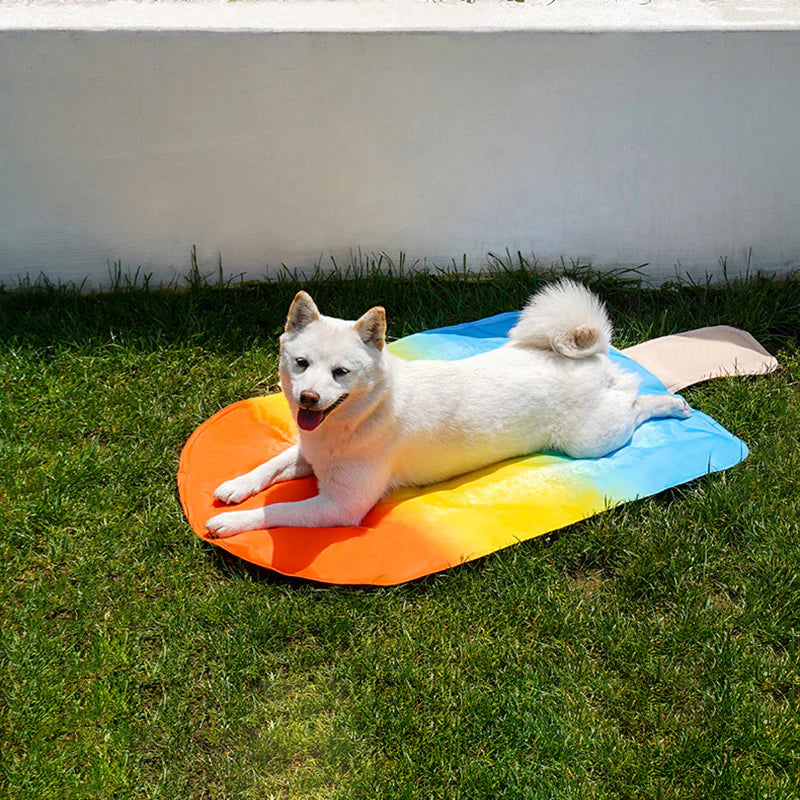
[
  {"xmin": 285, "ymin": 291, "xmax": 320, "ymax": 332},
  {"xmin": 353, "ymin": 306, "xmax": 386, "ymax": 350}
]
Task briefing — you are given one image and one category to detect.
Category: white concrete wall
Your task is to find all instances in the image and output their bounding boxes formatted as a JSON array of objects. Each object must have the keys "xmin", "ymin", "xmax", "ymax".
[{"xmin": 2, "ymin": 2, "xmax": 800, "ymax": 287}]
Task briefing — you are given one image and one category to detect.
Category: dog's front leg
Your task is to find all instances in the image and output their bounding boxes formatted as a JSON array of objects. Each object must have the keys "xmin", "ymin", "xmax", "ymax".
[
  {"xmin": 206, "ymin": 461, "xmax": 389, "ymax": 537},
  {"xmin": 206, "ymin": 495, "xmax": 360, "ymax": 538},
  {"xmin": 213, "ymin": 444, "xmax": 312, "ymax": 505}
]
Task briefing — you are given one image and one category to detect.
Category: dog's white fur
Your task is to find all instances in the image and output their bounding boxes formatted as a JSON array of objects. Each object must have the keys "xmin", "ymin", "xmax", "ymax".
[{"xmin": 206, "ymin": 280, "xmax": 690, "ymax": 537}]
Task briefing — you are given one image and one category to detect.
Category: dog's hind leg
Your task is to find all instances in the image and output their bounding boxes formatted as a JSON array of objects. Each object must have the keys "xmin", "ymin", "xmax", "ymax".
[
  {"xmin": 633, "ymin": 394, "xmax": 692, "ymax": 426},
  {"xmin": 213, "ymin": 444, "xmax": 313, "ymax": 505},
  {"xmin": 558, "ymin": 393, "xmax": 692, "ymax": 459}
]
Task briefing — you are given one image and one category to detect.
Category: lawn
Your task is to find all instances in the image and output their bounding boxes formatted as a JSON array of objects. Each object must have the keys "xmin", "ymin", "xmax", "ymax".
[{"xmin": 1, "ymin": 261, "xmax": 799, "ymax": 799}]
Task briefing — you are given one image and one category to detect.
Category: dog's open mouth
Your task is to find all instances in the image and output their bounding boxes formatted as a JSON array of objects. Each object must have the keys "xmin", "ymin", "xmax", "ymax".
[{"xmin": 297, "ymin": 394, "xmax": 349, "ymax": 432}]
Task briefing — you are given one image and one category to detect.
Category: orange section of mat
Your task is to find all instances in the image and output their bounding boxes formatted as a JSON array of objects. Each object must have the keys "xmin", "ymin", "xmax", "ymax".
[{"xmin": 178, "ymin": 394, "xmax": 604, "ymax": 585}]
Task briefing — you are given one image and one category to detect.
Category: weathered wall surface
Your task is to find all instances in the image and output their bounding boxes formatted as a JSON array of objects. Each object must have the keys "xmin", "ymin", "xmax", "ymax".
[{"xmin": 2, "ymin": 2, "xmax": 799, "ymax": 286}]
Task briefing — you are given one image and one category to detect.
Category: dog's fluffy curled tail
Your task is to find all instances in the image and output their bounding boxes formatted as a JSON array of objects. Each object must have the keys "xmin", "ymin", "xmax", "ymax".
[{"xmin": 508, "ymin": 278, "xmax": 613, "ymax": 358}]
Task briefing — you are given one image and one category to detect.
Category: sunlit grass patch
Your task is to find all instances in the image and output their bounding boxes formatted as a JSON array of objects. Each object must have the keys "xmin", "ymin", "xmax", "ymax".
[{"xmin": 1, "ymin": 263, "xmax": 798, "ymax": 799}]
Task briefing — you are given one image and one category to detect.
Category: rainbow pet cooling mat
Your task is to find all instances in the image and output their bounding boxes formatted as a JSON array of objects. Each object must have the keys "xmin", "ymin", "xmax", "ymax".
[{"xmin": 178, "ymin": 313, "xmax": 767, "ymax": 586}]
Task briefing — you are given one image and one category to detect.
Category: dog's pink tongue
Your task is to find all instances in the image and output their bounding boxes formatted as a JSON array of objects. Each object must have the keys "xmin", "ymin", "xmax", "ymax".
[{"xmin": 297, "ymin": 408, "xmax": 324, "ymax": 431}]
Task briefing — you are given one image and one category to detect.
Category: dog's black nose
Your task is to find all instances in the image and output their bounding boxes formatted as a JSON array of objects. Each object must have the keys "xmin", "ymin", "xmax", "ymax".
[{"xmin": 299, "ymin": 390, "xmax": 320, "ymax": 407}]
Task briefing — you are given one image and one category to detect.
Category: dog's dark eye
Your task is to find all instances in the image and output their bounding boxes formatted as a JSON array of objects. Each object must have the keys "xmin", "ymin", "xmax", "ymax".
[
  {"xmin": 295, "ymin": 357, "xmax": 309, "ymax": 369},
  {"xmin": 332, "ymin": 367, "xmax": 349, "ymax": 379}
]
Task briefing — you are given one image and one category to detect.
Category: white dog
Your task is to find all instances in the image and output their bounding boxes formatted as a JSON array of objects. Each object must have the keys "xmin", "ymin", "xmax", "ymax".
[{"xmin": 206, "ymin": 280, "xmax": 690, "ymax": 537}]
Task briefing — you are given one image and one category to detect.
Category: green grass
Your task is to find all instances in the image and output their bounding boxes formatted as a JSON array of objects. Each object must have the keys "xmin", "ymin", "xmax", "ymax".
[{"xmin": 1, "ymin": 261, "xmax": 799, "ymax": 799}]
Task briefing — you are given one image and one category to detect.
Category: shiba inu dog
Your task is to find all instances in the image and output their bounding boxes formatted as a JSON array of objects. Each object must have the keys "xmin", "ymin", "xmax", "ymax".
[{"xmin": 206, "ymin": 280, "xmax": 690, "ymax": 537}]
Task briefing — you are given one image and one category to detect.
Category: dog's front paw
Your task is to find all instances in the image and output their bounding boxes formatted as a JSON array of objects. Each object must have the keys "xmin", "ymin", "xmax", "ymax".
[
  {"xmin": 214, "ymin": 476, "xmax": 258, "ymax": 505},
  {"xmin": 206, "ymin": 509, "xmax": 264, "ymax": 539}
]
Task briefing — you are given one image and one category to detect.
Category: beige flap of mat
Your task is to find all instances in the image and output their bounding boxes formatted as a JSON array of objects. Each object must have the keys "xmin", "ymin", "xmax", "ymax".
[{"xmin": 621, "ymin": 325, "xmax": 779, "ymax": 393}]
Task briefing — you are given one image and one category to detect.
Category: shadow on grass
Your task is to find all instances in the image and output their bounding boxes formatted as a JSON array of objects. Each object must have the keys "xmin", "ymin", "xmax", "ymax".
[{"xmin": 3, "ymin": 259, "xmax": 797, "ymax": 355}]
